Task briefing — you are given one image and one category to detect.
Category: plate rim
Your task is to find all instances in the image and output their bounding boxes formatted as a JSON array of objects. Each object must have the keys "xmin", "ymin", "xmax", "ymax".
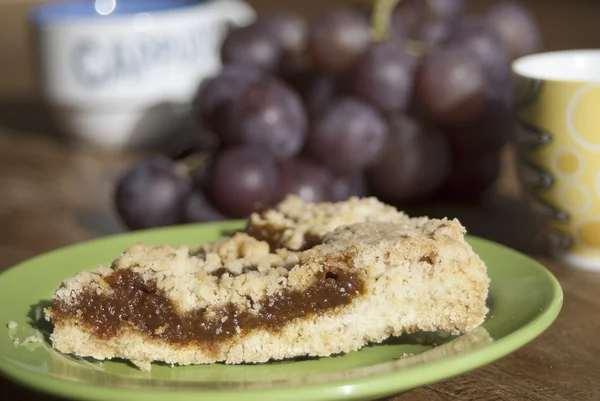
[{"xmin": 0, "ymin": 223, "xmax": 564, "ymax": 401}]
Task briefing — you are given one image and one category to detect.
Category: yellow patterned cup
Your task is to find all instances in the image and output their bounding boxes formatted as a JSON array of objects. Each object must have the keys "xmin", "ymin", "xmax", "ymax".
[{"xmin": 513, "ymin": 50, "xmax": 600, "ymax": 271}]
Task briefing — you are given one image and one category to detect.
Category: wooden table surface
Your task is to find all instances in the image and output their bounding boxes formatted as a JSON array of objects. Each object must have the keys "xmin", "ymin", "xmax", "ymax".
[{"xmin": 0, "ymin": 117, "xmax": 598, "ymax": 400}]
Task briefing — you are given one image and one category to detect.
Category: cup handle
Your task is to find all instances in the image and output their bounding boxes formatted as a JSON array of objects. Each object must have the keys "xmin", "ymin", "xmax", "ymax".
[{"xmin": 210, "ymin": 0, "xmax": 257, "ymax": 29}]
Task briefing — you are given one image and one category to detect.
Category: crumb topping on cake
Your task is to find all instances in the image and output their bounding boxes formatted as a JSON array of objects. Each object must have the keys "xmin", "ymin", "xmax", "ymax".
[{"xmin": 246, "ymin": 195, "xmax": 413, "ymax": 250}]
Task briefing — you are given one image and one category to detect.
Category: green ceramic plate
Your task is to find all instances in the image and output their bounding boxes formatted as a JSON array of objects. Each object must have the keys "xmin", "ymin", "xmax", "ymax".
[{"xmin": 0, "ymin": 221, "xmax": 562, "ymax": 401}]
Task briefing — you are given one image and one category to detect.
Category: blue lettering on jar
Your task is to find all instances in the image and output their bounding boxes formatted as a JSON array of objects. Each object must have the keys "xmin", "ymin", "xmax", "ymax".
[
  {"xmin": 70, "ymin": 25, "xmax": 217, "ymax": 90},
  {"xmin": 72, "ymin": 40, "xmax": 110, "ymax": 88}
]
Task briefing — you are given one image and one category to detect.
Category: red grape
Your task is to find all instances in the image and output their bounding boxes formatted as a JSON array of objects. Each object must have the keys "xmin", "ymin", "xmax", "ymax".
[
  {"xmin": 390, "ymin": 11, "xmax": 406, "ymax": 39},
  {"xmin": 308, "ymin": 9, "xmax": 371, "ymax": 73},
  {"xmin": 368, "ymin": 114, "xmax": 451, "ymax": 202},
  {"xmin": 393, "ymin": 14, "xmax": 453, "ymax": 49},
  {"xmin": 418, "ymin": 20, "xmax": 453, "ymax": 47},
  {"xmin": 392, "ymin": 0, "xmax": 462, "ymax": 38},
  {"xmin": 206, "ymin": 146, "xmax": 277, "ymax": 218},
  {"xmin": 221, "ymin": 23, "xmax": 282, "ymax": 72},
  {"xmin": 445, "ymin": 17, "xmax": 510, "ymax": 85},
  {"xmin": 348, "ymin": 41, "xmax": 415, "ymax": 112},
  {"xmin": 427, "ymin": 0, "xmax": 464, "ymax": 21},
  {"xmin": 274, "ymin": 157, "xmax": 333, "ymax": 203},
  {"xmin": 194, "ymin": 66, "xmax": 263, "ymax": 141},
  {"xmin": 182, "ymin": 189, "xmax": 226, "ymax": 223},
  {"xmin": 391, "ymin": 0, "xmax": 426, "ymax": 37},
  {"xmin": 303, "ymin": 74, "xmax": 340, "ymax": 117},
  {"xmin": 286, "ymin": 71, "xmax": 342, "ymax": 117},
  {"xmin": 228, "ymin": 77, "xmax": 307, "ymax": 159},
  {"xmin": 264, "ymin": 12, "xmax": 307, "ymax": 56},
  {"xmin": 263, "ymin": 12, "xmax": 308, "ymax": 74},
  {"xmin": 486, "ymin": 1, "xmax": 541, "ymax": 61},
  {"xmin": 306, "ymin": 97, "xmax": 389, "ymax": 174},
  {"xmin": 331, "ymin": 172, "xmax": 367, "ymax": 201},
  {"xmin": 115, "ymin": 156, "xmax": 190, "ymax": 230},
  {"xmin": 414, "ymin": 46, "xmax": 487, "ymax": 126}
]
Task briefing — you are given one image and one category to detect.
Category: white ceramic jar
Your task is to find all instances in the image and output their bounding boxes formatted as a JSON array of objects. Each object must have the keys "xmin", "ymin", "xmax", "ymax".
[{"xmin": 31, "ymin": 0, "xmax": 255, "ymax": 148}]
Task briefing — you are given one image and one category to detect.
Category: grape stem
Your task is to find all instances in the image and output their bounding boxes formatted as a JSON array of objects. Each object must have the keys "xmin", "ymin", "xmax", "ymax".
[
  {"xmin": 403, "ymin": 38, "xmax": 427, "ymax": 57},
  {"xmin": 370, "ymin": 0, "xmax": 402, "ymax": 41}
]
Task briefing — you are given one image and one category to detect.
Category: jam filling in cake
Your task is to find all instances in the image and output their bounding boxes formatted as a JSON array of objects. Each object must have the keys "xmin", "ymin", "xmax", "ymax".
[{"xmin": 50, "ymin": 267, "xmax": 363, "ymax": 346}]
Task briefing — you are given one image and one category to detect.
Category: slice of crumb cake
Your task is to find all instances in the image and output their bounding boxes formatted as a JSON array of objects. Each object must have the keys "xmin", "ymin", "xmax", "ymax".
[{"xmin": 45, "ymin": 197, "xmax": 489, "ymax": 371}]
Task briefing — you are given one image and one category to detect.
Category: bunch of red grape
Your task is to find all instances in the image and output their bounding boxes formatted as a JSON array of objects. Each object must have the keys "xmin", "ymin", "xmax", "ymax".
[{"xmin": 115, "ymin": 0, "xmax": 541, "ymax": 230}]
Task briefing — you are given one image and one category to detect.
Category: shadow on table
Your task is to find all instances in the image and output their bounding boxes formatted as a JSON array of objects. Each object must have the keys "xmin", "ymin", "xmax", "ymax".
[
  {"xmin": 27, "ymin": 300, "xmax": 53, "ymax": 344},
  {"xmin": 403, "ymin": 193, "xmax": 549, "ymax": 258},
  {"xmin": 74, "ymin": 192, "xmax": 547, "ymax": 258},
  {"xmin": 1, "ymin": 298, "xmax": 63, "ymax": 401},
  {"xmin": 0, "ymin": 97, "xmax": 63, "ymax": 139},
  {"xmin": 0, "ymin": 97, "xmax": 204, "ymax": 158}
]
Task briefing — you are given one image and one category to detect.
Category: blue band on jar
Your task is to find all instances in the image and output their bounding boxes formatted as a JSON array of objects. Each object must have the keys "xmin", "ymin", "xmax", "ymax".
[{"xmin": 31, "ymin": 0, "xmax": 202, "ymax": 23}]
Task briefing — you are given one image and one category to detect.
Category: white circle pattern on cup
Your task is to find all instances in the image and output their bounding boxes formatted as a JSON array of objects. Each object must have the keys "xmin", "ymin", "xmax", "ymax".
[
  {"xmin": 557, "ymin": 182, "xmax": 591, "ymax": 214},
  {"xmin": 594, "ymin": 169, "xmax": 600, "ymax": 202},
  {"xmin": 551, "ymin": 147, "xmax": 584, "ymax": 178},
  {"xmin": 573, "ymin": 217, "xmax": 600, "ymax": 250},
  {"xmin": 566, "ymin": 83, "xmax": 600, "ymax": 152}
]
